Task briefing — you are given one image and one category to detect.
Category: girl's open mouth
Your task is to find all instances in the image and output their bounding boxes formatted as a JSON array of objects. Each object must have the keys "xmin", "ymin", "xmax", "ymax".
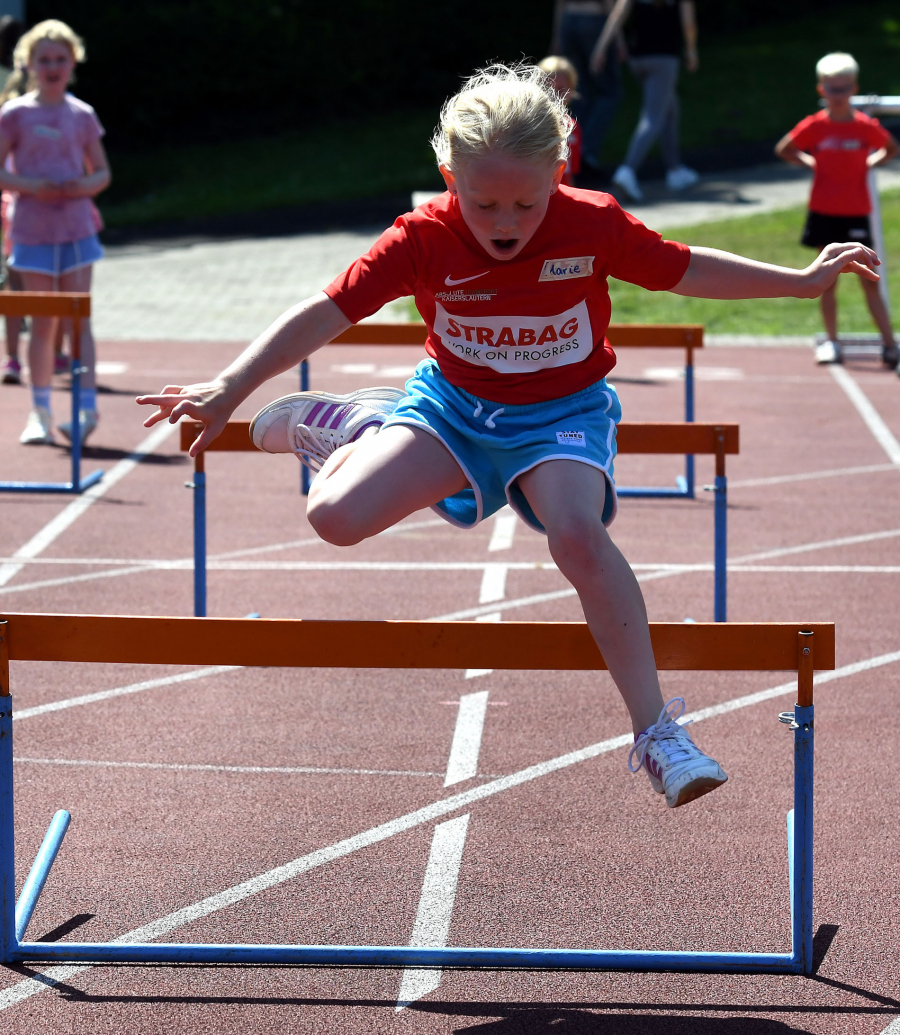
[{"xmin": 492, "ymin": 239, "xmax": 518, "ymax": 252}]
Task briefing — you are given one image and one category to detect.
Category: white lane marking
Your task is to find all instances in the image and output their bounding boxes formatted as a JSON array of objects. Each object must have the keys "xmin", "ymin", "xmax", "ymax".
[
  {"xmin": 729, "ymin": 565, "xmax": 900, "ymax": 574},
  {"xmin": 444, "ymin": 692, "xmax": 490, "ymax": 787},
  {"xmin": 465, "ymin": 611, "xmax": 501, "ymax": 678},
  {"xmin": 95, "ymin": 361, "xmax": 128, "ymax": 375},
  {"xmin": 644, "ymin": 366, "xmax": 743, "ymax": 381},
  {"xmin": 830, "ymin": 365, "xmax": 900, "ymax": 467},
  {"xmin": 0, "ymin": 564, "xmax": 156, "ymax": 596},
  {"xmin": 735, "ymin": 527, "xmax": 900, "ymax": 564},
  {"xmin": 396, "ymin": 814, "xmax": 470, "ymax": 1010},
  {"xmin": 488, "ymin": 508, "xmax": 518, "ymax": 552},
  {"xmin": 13, "ymin": 667, "xmax": 239, "ymax": 721},
  {"xmin": 14, "ymin": 757, "xmax": 442, "ymax": 779},
  {"xmin": 479, "ymin": 563, "xmax": 508, "ymax": 604},
  {"xmin": 0, "ymin": 421, "xmax": 178, "ymax": 588},
  {"xmin": 879, "ymin": 1017, "xmax": 900, "ymax": 1034},
  {"xmin": 728, "ymin": 462, "xmax": 896, "ymax": 489},
  {"xmin": 3, "ymin": 646, "xmax": 900, "ymax": 1013}
]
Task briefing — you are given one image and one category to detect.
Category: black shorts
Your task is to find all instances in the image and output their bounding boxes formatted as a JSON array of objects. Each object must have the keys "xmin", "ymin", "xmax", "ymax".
[{"xmin": 801, "ymin": 211, "xmax": 872, "ymax": 249}]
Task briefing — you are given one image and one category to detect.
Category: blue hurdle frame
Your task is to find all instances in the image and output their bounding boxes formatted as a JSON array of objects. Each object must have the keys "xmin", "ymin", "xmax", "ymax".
[
  {"xmin": 0, "ymin": 619, "xmax": 817, "ymax": 972},
  {"xmin": 186, "ymin": 421, "xmax": 732, "ymax": 621},
  {"xmin": 0, "ymin": 293, "xmax": 102, "ymax": 495}
]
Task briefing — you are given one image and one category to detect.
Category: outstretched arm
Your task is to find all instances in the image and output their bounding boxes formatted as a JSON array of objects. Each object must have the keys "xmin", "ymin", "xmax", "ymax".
[
  {"xmin": 671, "ymin": 242, "xmax": 880, "ymax": 300},
  {"xmin": 136, "ymin": 292, "xmax": 351, "ymax": 455},
  {"xmin": 590, "ymin": 0, "xmax": 632, "ymax": 74}
]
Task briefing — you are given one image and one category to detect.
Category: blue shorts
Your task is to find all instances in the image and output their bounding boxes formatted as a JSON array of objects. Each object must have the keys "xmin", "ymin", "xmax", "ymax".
[
  {"xmin": 383, "ymin": 359, "xmax": 621, "ymax": 534},
  {"xmin": 10, "ymin": 233, "xmax": 104, "ymax": 276}
]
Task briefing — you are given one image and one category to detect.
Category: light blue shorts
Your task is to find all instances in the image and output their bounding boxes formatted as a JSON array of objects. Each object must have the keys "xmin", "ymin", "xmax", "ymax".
[
  {"xmin": 383, "ymin": 359, "xmax": 621, "ymax": 534},
  {"xmin": 10, "ymin": 233, "xmax": 104, "ymax": 276}
]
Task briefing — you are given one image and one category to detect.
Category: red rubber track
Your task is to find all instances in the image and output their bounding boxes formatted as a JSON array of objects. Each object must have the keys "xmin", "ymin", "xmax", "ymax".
[{"xmin": 0, "ymin": 340, "xmax": 898, "ymax": 1033}]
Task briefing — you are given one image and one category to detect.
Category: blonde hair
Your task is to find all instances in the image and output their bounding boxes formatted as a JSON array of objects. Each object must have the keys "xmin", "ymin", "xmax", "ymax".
[
  {"xmin": 537, "ymin": 55, "xmax": 579, "ymax": 96},
  {"xmin": 14, "ymin": 19, "xmax": 85, "ymax": 91},
  {"xmin": 816, "ymin": 52, "xmax": 858, "ymax": 81},
  {"xmin": 431, "ymin": 63, "xmax": 571, "ymax": 171}
]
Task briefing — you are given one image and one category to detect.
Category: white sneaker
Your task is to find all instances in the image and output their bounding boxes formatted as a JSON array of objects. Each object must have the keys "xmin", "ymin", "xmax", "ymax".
[
  {"xmin": 628, "ymin": 697, "xmax": 728, "ymax": 808},
  {"xmin": 57, "ymin": 409, "xmax": 99, "ymax": 445},
  {"xmin": 611, "ymin": 165, "xmax": 643, "ymax": 201},
  {"xmin": 666, "ymin": 165, "xmax": 699, "ymax": 191},
  {"xmin": 250, "ymin": 387, "xmax": 406, "ymax": 470},
  {"xmin": 815, "ymin": 340, "xmax": 842, "ymax": 364},
  {"xmin": 20, "ymin": 406, "xmax": 55, "ymax": 445}
]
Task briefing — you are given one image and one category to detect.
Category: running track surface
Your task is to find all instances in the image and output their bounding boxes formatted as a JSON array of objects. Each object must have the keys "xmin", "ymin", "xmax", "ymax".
[{"xmin": 0, "ymin": 341, "xmax": 898, "ymax": 1034}]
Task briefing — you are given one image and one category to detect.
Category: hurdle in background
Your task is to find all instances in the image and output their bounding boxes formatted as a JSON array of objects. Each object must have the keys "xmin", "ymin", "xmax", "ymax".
[
  {"xmin": 182, "ymin": 420, "xmax": 737, "ymax": 621},
  {"xmin": 0, "ymin": 292, "xmax": 102, "ymax": 495},
  {"xmin": 298, "ymin": 322, "xmax": 704, "ymax": 497},
  {"xmin": 0, "ymin": 613, "xmax": 829, "ymax": 973}
]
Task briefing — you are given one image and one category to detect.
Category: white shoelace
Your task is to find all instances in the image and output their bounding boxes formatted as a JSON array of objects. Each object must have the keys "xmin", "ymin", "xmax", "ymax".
[
  {"xmin": 293, "ymin": 423, "xmax": 334, "ymax": 472},
  {"xmin": 627, "ymin": 696, "xmax": 695, "ymax": 774},
  {"xmin": 472, "ymin": 402, "xmax": 506, "ymax": 429}
]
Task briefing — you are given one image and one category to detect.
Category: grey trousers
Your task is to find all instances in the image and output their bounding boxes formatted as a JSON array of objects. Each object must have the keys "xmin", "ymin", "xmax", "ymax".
[{"xmin": 622, "ymin": 54, "xmax": 681, "ymax": 172}]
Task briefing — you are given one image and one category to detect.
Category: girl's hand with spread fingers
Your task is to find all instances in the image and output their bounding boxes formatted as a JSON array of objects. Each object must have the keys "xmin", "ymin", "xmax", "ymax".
[
  {"xmin": 136, "ymin": 381, "xmax": 236, "ymax": 456},
  {"xmin": 803, "ymin": 241, "xmax": 880, "ymax": 296}
]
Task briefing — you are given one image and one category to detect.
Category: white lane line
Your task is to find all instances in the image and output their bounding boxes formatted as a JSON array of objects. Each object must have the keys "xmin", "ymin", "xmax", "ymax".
[
  {"xmin": 830, "ymin": 365, "xmax": 900, "ymax": 467},
  {"xmin": 444, "ymin": 692, "xmax": 490, "ymax": 787},
  {"xmin": 488, "ymin": 508, "xmax": 518, "ymax": 552},
  {"xmin": 479, "ymin": 563, "xmax": 508, "ymax": 603},
  {"xmin": 728, "ymin": 462, "xmax": 896, "ymax": 489},
  {"xmin": 396, "ymin": 813, "xmax": 470, "ymax": 1010},
  {"xmin": 735, "ymin": 527, "xmax": 900, "ymax": 564},
  {"xmin": 465, "ymin": 611, "xmax": 501, "ymax": 678},
  {"xmin": 0, "ymin": 421, "xmax": 178, "ymax": 588},
  {"xmin": 730, "ymin": 565, "xmax": 900, "ymax": 574},
  {"xmin": 13, "ymin": 667, "xmax": 239, "ymax": 721},
  {"xmin": 879, "ymin": 1017, "xmax": 900, "ymax": 1034},
  {"xmin": 14, "ymin": 757, "xmax": 442, "ymax": 779},
  {"xmin": 3, "ymin": 645, "xmax": 900, "ymax": 1013}
]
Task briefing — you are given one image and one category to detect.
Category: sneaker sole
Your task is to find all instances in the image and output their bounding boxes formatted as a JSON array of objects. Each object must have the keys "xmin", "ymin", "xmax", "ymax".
[
  {"xmin": 668, "ymin": 773, "xmax": 728, "ymax": 808},
  {"xmin": 249, "ymin": 388, "xmax": 406, "ymax": 449}
]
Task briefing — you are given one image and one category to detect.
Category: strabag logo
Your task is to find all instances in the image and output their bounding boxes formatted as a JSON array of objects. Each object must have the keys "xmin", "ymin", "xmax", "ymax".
[
  {"xmin": 556, "ymin": 430, "xmax": 586, "ymax": 448},
  {"xmin": 539, "ymin": 256, "xmax": 594, "ymax": 282},
  {"xmin": 433, "ymin": 300, "xmax": 592, "ymax": 374}
]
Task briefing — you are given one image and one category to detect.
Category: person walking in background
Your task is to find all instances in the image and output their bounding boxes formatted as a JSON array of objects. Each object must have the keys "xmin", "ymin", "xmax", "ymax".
[
  {"xmin": 776, "ymin": 52, "xmax": 898, "ymax": 368},
  {"xmin": 0, "ymin": 13, "xmax": 23, "ymax": 385},
  {"xmin": 538, "ymin": 56, "xmax": 582, "ymax": 186},
  {"xmin": 0, "ymin": 19, "xmax": 110, "ymax": 445},
  {"xmin": 551, "ymin": 0, "xmax": 623, "ymax": 177},
  {"xmin": 590, "ymin": 0, "xmax": 698, "ymax": 202}
]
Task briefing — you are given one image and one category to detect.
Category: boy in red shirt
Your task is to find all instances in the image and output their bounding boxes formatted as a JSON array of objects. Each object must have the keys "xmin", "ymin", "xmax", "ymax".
[{"xmin": 776, "ymin": 52, "xmax": 899, "ymax": 367}]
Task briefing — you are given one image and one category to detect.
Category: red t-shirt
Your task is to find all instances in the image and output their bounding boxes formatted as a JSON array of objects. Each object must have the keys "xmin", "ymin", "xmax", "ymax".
[
  {"xmin": 562, "ymin": 118, "xmax": 582, "ymax": 187},
  {"xmin": 789, "ymin": 109, "xmax": 890, "ymax": 216},
  {"xmin": 325, "ymin": 187, "xmax": 690, "ymax": 404}
]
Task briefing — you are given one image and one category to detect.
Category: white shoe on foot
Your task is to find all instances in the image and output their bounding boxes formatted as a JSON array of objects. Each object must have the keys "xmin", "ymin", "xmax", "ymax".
[
  {"xmin": 628, "ymin": 697, "xmax": 728, "ymax": 808},
  {"xmin": 20, "ymin": 406, "xmax": 55, "ymax": 445},
  {"xmin": 250, "ymin": 387, "xmax": 406, "ymax": 470},
  {"xmin": 815, "ymin": 340, "xmax": 842, "ymax": 364},
  {"xmin": 611, "ymin": 165, "xmax": 643, "ymax": 201},
  {"xmin": 57, "ymin": 409, "xmax": 99, "ymax": 445},
  {"xmin": 666, "ymin": 165, "xmax": 699, "ymax": 191}
]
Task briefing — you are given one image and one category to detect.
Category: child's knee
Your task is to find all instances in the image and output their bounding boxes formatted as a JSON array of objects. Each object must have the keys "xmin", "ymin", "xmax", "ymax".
[
  {"xmin": 545, "ymin": 515, "xmax": 611, "ymax": 576},
  {"xmin": 307, "ymin": 491, "xmax": 366, "ymax": 547}
]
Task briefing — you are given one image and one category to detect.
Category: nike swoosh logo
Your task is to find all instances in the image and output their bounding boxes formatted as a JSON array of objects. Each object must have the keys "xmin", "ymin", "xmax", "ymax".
[{"xmin": 444, "ymin": 272, "xmax": 489, "ymax": 286}]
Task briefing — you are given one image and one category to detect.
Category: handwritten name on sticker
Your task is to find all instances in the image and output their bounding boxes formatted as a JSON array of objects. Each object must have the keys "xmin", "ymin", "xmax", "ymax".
[
  {"xmin": 539, "ymin": 256, "xmax": 594, "ymax": 282},
  {"xmin": 556, "ymin": 431, "xmax": 586, "ymax": 448}
]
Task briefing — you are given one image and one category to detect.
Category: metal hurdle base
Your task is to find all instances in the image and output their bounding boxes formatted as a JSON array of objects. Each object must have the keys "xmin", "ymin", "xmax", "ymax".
[{"xmin": 2, "ymin": 697, "xmax": 814, "ymax": 974}]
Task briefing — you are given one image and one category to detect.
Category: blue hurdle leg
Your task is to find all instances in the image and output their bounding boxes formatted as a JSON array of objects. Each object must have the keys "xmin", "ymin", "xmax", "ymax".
[
  {"xmin": 191, "ymin": 457, "xmax": 207, "ymax": 617},
  {"xmin": 15, "ymin": 811, "xmax": 70, "ymax": 941},
  {"xmin": 713, "ymin": 473, "xmax": 727, "ymax": 621},
  {"xmin": 683, "ymin": 358, "xmax": 696, "ymax": 498},
  {"xmin": 791, "ymin": 703, "xmax": 814, "ymax": 973},
  {"xmin": 0, "ymin": 629, "xmax": 15, "ymax": 962},
  {"xmin": 300, "ymin": 359, "xmax": 310, "ymax": 496}
]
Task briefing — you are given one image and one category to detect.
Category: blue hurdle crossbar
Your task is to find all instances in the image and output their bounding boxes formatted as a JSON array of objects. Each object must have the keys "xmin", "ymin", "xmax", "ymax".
[
  {"xmin": 0, "ymin": 615, "xmax": 826, "ymax": 972},
  {"xmin": 181, "ymin": 421, "xmax": 737, "ymax": 620},
  {"xmin": 298, "ymin": 323, "xmax": 703, "ymax": 499},
  {"xmin": 0, "ymin": 292, "xmax": 102, "ymax": 495}
]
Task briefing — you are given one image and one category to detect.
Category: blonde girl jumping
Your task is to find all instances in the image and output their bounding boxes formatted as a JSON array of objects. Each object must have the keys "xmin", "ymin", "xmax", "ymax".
[
  {"xmin": 0, "ymin": 19, "xmax": 110, "ymax": 445},
  {"xmin": 139, "ymin": 65, "xmax": 879, "ymax": 808}
]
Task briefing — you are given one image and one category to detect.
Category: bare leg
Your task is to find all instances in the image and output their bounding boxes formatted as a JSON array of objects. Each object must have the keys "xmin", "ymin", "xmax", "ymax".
[
  {"xmin": 4, "ymin": 267, "xmax": 23, "ymax": 360},
  {"xmin": 60, "ymin": 265, "xmax": 96, "ymax": 390},
  {"xmin": 820, "ymin": 282, "xmax": 838, "ymax": 341},
  {"xmin": 861, "ymin": 277, "xmax": 895, "ymax": 348},
  {"xmin": 307, "ymin": 424, "xmax": 469, "ymax": 546},
  {"xmin": 20, "ymin": 271, "xmax": 57, "ymax": 389},
  {"xmin": 517, "ymin": 460, "xmax": 663, "ymax": 734}
]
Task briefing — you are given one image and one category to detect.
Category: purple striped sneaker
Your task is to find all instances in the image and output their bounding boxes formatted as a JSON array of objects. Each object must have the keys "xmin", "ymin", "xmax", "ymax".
[
  {"xmin": 628, "ymin": 697, "xmax": 728, "ymax": 808},
  {"xmin": 249, "ymin": 387, "xmax": 406, "ymax": 471}
]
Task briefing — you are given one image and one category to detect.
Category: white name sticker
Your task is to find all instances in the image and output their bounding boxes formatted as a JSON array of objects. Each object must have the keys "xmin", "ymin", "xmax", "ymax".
[
  {"xmin": 556, "ymin": 430, "xmax": 586, "ymax": 448},
  {"xmin": 539, "ymin": 256, "xmax": 594, "ymax": 282},
  {"xmin": 433, "ymin": 300, "xmax": 593, "ymax": 374}
]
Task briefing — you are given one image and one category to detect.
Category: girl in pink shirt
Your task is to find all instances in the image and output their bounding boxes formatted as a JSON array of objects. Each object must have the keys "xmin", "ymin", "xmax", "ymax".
[{"xmin": 0, "ymin": 19, "xmax": 110, "ymax": 445}]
